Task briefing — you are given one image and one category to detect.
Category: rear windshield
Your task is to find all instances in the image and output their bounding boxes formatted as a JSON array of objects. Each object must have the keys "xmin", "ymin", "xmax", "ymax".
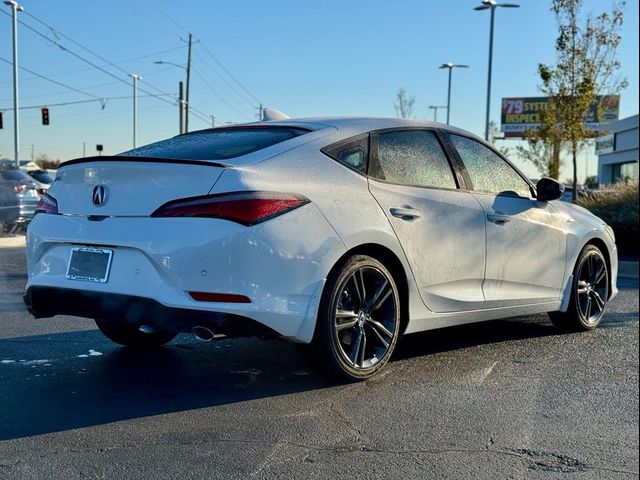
[
  {"xmin": 120, "ymin": 127, "xmax": 309, "ymax": 161},
  {"xmin": 28, "ymin": 171, "xmax": 55, "ymax": 183}
]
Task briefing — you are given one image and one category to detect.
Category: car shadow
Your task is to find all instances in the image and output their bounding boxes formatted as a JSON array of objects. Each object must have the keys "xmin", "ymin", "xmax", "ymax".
[{"xmin": 0, "ymin": 289, "xmax": 636, "ymax": 442}]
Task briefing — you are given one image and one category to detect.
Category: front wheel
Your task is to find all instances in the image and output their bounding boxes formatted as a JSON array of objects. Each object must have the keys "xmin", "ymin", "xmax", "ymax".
[
  {"xmin": 95, "ymin": 319, "xmax": 178, "ymax": 347},
  {"xmin": 549, "ymin": 244, "xmax": 609, "ymax": 331},
  {"xmin": 312, "ymin": 255, "xmax": 401, "ymax": 381}
]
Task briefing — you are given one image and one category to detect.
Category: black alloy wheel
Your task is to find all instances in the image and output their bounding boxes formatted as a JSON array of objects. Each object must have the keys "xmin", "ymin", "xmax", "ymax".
[
  {"xmin": 549, "ymin": 244, "xmax": 609, "ymax": 330},
  {"xmin": 313, "ymin": 255, "xmax": 401, "ymax": 381}
]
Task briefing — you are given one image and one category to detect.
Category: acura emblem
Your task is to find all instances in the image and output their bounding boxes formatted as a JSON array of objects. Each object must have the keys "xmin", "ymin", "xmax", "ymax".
[{"xmin": 92, "ymin": 185, "xmax": 109, "ymax": 206}]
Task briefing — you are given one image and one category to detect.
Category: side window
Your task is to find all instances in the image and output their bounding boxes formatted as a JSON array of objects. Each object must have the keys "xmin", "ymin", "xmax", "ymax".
[
  {"xmin": 449, "ymin": 134, "xmax": 532, "ymax": 197},
  {"xmin": 371, "ymin": 130, "xmax": 457, "ymax": 189},
  {"xmin": 321, "ymin": 134, "xmax": 368, "ymax": 173}
]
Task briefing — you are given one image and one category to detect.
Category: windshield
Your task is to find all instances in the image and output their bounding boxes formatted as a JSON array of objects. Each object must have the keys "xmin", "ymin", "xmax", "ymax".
[
  {"xmin": 120, "ymin": 127, "xmax": 309, "ymax": 161},
  {"xmin": 28, "ymin": 171, "xmax": 56, "ymax": 184}
]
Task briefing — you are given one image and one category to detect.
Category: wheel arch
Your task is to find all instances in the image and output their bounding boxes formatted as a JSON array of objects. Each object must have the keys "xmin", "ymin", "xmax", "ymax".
[
  {"xmin": 583, "ymin": 237, "xmax": 614, "ymax": 300},
  {"xmin": 325, "ymin": 243, "xmax": 411, "ymax": 336}
]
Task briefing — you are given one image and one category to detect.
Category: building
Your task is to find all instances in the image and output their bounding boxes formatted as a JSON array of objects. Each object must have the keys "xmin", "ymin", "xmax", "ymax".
[{"xmin": 597, "ymin": 114, "xmax": 639, "ymax": 185}]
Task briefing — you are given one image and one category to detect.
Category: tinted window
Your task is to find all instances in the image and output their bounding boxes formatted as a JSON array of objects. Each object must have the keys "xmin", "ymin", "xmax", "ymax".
[
  {"xmin": 450, "ymin": 134, "xmax": 531, "ymax": 197},
  {"xmin": 1, "ymin": 169, "xmax": 31, "ymax": 182},
  {"xmin": 321, "ymin": 134, "xmax": 368, "ymax": 173},
  {"xmin": 28, "ymin": 171, "xmax": 55, "ymax": 184},
  {"xmin": 120, "ymin": 127, "xmax": 309, "ymax": 161},
  {"xmin": 372, "ymin": 130, "xmax": 456, "ymax": 189}
]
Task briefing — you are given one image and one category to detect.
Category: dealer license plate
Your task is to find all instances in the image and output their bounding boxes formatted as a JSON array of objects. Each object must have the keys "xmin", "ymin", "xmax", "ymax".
[{"xmin": 66, "ymin": 247, "xmax": 113, "ymax": 283}]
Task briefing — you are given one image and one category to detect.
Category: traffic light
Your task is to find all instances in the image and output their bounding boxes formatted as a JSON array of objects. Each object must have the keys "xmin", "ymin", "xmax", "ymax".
[
  {"xmin": 41, "ymin": 107, "xmax": 50, "ymax": 126},
  {"xmin": 0, "ymin": 111, "xmax": 3, "ymax": 129}
]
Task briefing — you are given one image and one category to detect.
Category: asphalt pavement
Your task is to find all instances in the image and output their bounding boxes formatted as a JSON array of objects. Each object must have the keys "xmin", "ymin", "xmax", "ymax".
[{"xmin": 0, "ymin": 236, "xmax": 638, "ymax": 479}]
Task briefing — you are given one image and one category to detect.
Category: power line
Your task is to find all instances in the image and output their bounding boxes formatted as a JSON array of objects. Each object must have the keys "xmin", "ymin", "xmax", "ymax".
[
  {"xmin": 198, "ymin": 43, "xmax": 262, "ymax": 105},
  {"xmin": 192, "ymin": 68, "xmax": 253, "ymax": 119},
  {"xmin": 0, "ymin": 56, "xmax": 105, "ymax": 102},
  {"xmin": 0, "ymin": 45, "xmax": 185, "ymax": 85},
  {"xmin": 192, "ymin": 50, "xmax": 256, "ymax": 110},
  {"xmin": 116, "ymin": 1, "xmax": 262, "ymax": 109},
  {"xmin": 0, "ymin": 10, "xmax": 177, "ymax": 108},
  {"xmin": 141, "ymin": 0, "xmax": 190, "ymax": 34},
  {"xmin": 0, "ymin": 93, "xmax": 174, "ymax": 112}
]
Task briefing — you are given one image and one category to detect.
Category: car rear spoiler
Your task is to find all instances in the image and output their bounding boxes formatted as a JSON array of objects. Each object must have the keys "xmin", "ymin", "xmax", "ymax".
[{"xmin": 59, "ymin": 156, "xmax": 231, "ymax": 169}]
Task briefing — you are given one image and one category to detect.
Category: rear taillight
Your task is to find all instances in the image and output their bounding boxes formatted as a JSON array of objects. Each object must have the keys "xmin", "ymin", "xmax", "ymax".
[
  {"xmin": 151, "ymin": 191, "xmax": 309, "ymax": 226},
  {"xmin": 38, "ymin": 187, "xmax": 48, "ymax": 195},
  {"xmin": 12, "ymin": 184, "xmax": 28, "ymax": 193},
  {"xmin": 35, "ymin": 193, "xmax": 59, "ymax": 215}
]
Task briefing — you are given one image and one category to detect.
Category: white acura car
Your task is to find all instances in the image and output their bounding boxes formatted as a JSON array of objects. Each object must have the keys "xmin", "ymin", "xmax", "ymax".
[{"xmin": 25, "ymin": 117, "xmax": 617, "ymax": 380}]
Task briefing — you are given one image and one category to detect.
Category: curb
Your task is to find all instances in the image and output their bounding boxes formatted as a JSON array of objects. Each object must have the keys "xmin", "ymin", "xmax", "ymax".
[
  {"xmin": 0, "ymin": 234, "xmax": 26, "ymax": 248},
  {"xmin": 618, "ymin": 261, "xmax": 639, "ymax": 279}
]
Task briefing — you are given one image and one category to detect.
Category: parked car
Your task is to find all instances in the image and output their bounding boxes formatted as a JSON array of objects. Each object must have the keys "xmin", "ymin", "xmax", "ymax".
[
  {"xmin": 0, "ymin": 165, "xmax": 41, "ymax": 231},
  {"xmin": 24, "ymin": 117, "xmax": 618, "ymax": 380},
  {"xmin": 25, "ymin": 169, "xmax": 55, "ymax": 195}
]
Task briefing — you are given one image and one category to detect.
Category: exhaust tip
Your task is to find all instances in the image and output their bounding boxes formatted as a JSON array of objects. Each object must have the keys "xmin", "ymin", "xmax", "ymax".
[{"xmin": 192, "ymin": 325, "xmax": 215, "ymax": 342}]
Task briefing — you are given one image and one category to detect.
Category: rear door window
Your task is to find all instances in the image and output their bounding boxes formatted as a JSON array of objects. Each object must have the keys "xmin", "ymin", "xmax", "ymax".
[
  {"xmin": 370, "ymin": 130, "xmax": 457, "ymax": 189},
  {"xmin": 121, "ymin": 127, "xmax": 309, "ymax": 161}
]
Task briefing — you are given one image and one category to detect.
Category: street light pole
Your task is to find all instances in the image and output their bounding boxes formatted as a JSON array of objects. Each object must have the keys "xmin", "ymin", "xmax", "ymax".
[
  {"xmin": 428, "ymin": 105, "xmax": 447, "ymax": 122},
  {"xmin": 474, "ymin": 0, "xmax": 520, "ymax": 141},
  {"xmin": 131, "ymin": 74, "xmax": 141, "ymax": 148},
  {"xmin": 155, "ymin": 60, "xmax": 189, "ymax": 134},
  {"xmin": 439, "ymin": 63, "xmax": 469, "ymax": 125},
  {"xmin": 178, "ymin": 81, "xmax": 184, "ymax": 134},
  {"xmin": 185, "ymin": 33, "xmax": 192, "ymax": 133},
  {"xmin": 4, "ymin": 0, "xmax": 23, "ymax": 168}
]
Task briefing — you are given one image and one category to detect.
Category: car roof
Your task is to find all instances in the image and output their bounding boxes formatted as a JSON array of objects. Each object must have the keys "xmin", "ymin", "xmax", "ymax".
[{"xmin": 235, "ymin": 116, "xmax": 485, "ymax": 143}]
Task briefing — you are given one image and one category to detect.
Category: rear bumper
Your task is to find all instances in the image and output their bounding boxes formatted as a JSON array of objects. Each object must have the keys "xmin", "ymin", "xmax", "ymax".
[
  {"xmin": 24, "ymin": 286, "xmax": 279, "ymax": 338},
  {"xmin": 25, "ymin": 205, "xmax": 346, "ymax": 342}
]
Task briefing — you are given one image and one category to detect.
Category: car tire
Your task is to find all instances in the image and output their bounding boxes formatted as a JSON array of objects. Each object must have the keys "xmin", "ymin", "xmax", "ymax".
[
  {"xmin": 95, "ymin": 319, "xmax": 177, "ymax": 347},
  {"xmin": 549, "ymin": 244, "xmax": 609, "ymax": 331},
  {"xmin": 311, "ymin": 255, "xmax": 401, "ymax": 381}
]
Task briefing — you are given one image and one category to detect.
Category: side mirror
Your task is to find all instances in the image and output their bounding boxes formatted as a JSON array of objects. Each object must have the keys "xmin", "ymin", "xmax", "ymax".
[{"xmin": 536, "ymin": 177, "xmax": 565, "ymax": 201}]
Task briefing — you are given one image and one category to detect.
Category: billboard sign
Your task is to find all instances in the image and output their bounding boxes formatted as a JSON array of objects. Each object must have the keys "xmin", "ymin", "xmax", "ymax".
[
  {"xmin": 500, "ymin": 95, "xmax": 620, "ymax": 138},
  {"xmin": 595, "ymin": 133, "xmax": 615, "ymax": 155}
]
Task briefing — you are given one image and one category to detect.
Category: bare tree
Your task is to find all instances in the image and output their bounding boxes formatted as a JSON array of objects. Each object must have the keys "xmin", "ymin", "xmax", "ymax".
[{"xmin": 394, "ymin": 89, "xmax": 415, "ymax": 119}]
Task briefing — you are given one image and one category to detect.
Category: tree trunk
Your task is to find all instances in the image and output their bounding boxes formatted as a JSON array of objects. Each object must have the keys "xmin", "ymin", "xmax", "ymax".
[
  {"xmin": 572, "ymin": 140, "xmax": 578, "ymax": 203},
  {"xmin": 550, "ymin": 140, "xmax": 561, "ymax": 179}
]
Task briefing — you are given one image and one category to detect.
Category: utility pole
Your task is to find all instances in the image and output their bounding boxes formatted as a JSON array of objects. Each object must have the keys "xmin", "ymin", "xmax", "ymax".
[
  {"xmin": 428, "ymin": 105, "xmax": 447, "ymax": 123},
  {"xmin": 211, "ymin": 115, "xmax": 215, "ymax": 128},
  {"xmin": 82, "ymin": 141, "xmax": 86, "ymax": 157},
  {"xmin": 4, "ymin": 0, "xmax": 23, "ymax": 168},
  {"xmin": 131, "ymin": 74, "xmax": 141, "ymax": 148},
  {"xmin": 256, "ymin": 103, "xmax": 264, "ymax": 120},
  {"xmin": 185, "ymin": 33, "xmax": 192, "ymax": 133},
  {"xmin": 178, "ymin": 81, "xmax": 184, "ymax": 134}
]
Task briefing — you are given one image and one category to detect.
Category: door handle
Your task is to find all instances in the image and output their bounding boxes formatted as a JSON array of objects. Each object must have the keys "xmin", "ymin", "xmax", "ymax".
[
  {"xmin": 390, "ymin": 207, "xmax": 421, "ymax": 220},
  {"xmin": 487, "ymin": 213, "xmax": 511, "ymax": 225}
]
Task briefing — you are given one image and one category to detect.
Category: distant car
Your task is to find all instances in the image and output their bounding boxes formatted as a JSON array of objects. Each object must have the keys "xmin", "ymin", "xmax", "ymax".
[
  {"xmin": 0, "ymin": 166, "xmax": 40, "ymax": 229},
  {"xmin": 24, "ymin": 117, "xmax": 618, "ymax": 380},
  {"xmin": 25, "ymin": 169, "xmax": 55, "ymax": 195}
]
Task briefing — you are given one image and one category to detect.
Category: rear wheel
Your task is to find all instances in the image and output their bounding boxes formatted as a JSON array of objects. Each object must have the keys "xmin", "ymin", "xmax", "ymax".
[
  {"xmin": 312, "ymin": 255, "xmax": 401, "ymax": 381},
  {"xmin": 95, "ymin": 319, "xmax": 177, "ymax": 347},
  {"xmin": 549, "ymin": 244, "xmax": 609, "ymax": 331}
]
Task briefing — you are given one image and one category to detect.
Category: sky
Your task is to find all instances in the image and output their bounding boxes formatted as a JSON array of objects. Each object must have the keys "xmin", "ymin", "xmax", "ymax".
[{"xmin": 0, "ymin": 0, "xmax": 638, "ymax": 182}]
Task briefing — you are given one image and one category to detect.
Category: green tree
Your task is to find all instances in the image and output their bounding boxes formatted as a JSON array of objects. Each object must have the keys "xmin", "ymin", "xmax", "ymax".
[
  {"xmin": 515, "ymin": 136, "xmax": 558, "ymax": 178},
  {"xmin": 537, "ymin": 0, "xmax": 627, "ymax": 201}
]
